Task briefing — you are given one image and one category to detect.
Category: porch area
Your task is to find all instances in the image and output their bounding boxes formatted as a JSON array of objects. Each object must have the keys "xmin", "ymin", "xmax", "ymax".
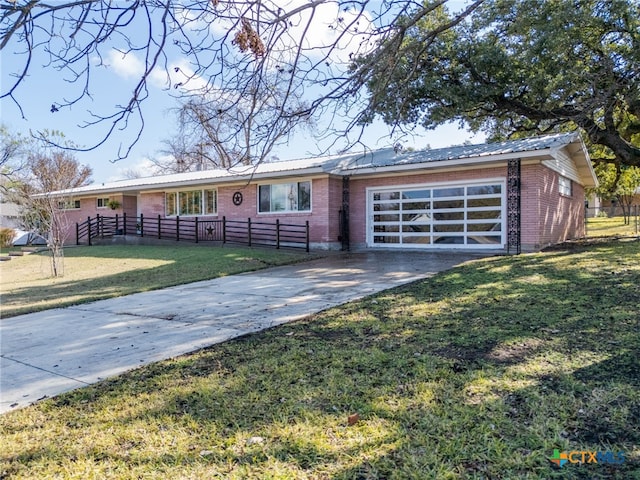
[{"xmin": 76, "ymin": 214, "xmax": 310, "ymax": 251}]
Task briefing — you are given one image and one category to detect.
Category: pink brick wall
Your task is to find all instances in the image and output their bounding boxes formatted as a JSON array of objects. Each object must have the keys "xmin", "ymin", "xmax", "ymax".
[
  {"xmin": 520, "ymin": 165, "xmax": 585, "ymax": 250},
  {"xmin": 59, "ymin": 194, "xmax": 128, "ymax": 243},
  {"xmin": 139, "ymin": 192, "xmax": 165, "ymax": 218},
  {"xmin": 328, "ymin": 176, "xmax": 344, "ymax": 242}
]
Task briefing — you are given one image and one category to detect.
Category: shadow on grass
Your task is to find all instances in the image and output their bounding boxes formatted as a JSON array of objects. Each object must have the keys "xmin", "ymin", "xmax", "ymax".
[
  {"xmin": 1, "ymin": 245, "xmax": 313, "ymax": 317},
  {"xmin": 1, "ymin": 241, "xmax": 639, "ymax": 478}
]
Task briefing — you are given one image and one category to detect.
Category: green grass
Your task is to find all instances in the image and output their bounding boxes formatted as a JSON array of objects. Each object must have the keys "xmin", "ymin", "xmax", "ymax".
[
  {"xmin": 586, "ymin": 215, "xmax": 639, "ymax": 237},
  {"xmin": 1, "ymin": 239, "xmax": 638, "ymax": 479},
  {"xmin": 0, "ymin": 245, "xmax": 315, "ymax": 318}
]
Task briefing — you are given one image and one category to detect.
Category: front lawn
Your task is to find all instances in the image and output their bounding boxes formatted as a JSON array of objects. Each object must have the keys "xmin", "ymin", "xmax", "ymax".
[
  {"xmin": 586, "ymin": 215, "xmax": 639, "ymax": 237},
  {"xmin": 1, "ymin": 239, "xmax": 638, "ymax": 479},
  {"xmin": 0, "ymin": 245, "xmax": 314, "ymax": 318}
]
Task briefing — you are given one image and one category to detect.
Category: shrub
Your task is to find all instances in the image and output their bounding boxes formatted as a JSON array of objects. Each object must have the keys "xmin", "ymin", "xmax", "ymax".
[{"xmin": 0, "ymin": 227, "xmax": 16, "ymax": 248}]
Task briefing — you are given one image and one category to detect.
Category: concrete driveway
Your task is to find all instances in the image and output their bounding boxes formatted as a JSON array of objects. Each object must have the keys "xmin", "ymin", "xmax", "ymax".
[{"xmin": 0, "ymin": 250, "xmax": 487, "ymax": 414}]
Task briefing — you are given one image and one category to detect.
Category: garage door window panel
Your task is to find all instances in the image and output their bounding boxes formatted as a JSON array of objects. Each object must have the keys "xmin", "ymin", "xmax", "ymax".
[
  {"xmin": 403, "ymin": 235, "xmax": 432, "ymax": 244},
  {"xmin": 434, "ymin": 187, "xmax": 464, "ymax": 197},
  {"xmin": 468, "ymin": 197, "xmax": 501, "ymax": 208},
  {"xmin": 467, "ymin": 222, "xmax": 502, "ymax": 232},
  {"xmin": 468, "ymin": 210, "xmax": 501, "ymax": 220},
  {"xmin": 403, "ymin": 224, "xmax": 431, "ymax": 233}
]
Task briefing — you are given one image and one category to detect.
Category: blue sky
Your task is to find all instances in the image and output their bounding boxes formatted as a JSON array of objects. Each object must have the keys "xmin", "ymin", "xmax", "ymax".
[{"xmin": 0, "ymin": 1, "xmax": 483, "ymax": 184}]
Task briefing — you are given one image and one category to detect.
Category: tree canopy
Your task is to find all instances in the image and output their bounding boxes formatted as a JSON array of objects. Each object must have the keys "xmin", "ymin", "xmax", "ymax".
[{"xmin": 359, "ymin": 0, "xmax": 640, "ymax": 168}]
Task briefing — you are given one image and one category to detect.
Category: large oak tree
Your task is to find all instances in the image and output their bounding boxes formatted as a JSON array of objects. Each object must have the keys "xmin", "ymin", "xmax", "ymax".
[{"xmin": 358, "ymin": 0, "xmax": 640, "ymax": 168}]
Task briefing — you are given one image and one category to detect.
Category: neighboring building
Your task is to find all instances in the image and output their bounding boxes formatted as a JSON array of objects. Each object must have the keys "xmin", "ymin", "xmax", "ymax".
[
  {"xmin": 46, "ymin": 133, "xmax": 597, "ymax": 252},
  {"xmin": 0, "ymin": 201, "xmax": 22, "ymax": 229}
]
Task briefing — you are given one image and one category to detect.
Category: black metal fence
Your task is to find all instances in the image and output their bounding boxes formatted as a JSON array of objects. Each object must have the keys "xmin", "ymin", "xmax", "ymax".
[{"xmin": 77, "ymin": 214, "xmax": 310, "ymax": 251}]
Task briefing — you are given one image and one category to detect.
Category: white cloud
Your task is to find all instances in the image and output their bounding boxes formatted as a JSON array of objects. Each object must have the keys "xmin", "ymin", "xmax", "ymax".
[
  {"xmin": 263, "ymin": 1, "xmax": 377, "ymax": 66},
  {"xmin": 104, "ymin": 50, "xmax": 210, "ymax": 92},
  {"xmin": 168, "ymin": 59, "xmax": 210, "ymax": 93},
  {"xmin": 107, "ymin": 156, "xmax": 160, "ymax": 182},
  {"xmin": 106, "ymin": 50, "xmax": 146, "ymax": 79}
]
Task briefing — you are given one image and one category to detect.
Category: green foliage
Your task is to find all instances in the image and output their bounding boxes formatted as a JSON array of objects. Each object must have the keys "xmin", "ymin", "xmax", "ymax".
[
  {"xmin": 0, "ymin": 125, "xmax": 31, "ymax": 194},
  {"xmin": 590, "ymin": 163, "xmax": 618, "ymax": 200},
  {"xmin": 616, "ymin": 166, "xmax": 640, "ymax": 198},
  {"xmin": 107, "ymin": 199, "xmax": 121, "ymax": 210},
  {"xmin": 0, "ymin": 226, "xmax": 16, "ymax": 248},
  {"xmin": 360, "ymin": 0, "xmax": 640, "ymax": 167},
  {"xmin": 615, "ymin": 166, "xmax": 640, "ymax": 223}
]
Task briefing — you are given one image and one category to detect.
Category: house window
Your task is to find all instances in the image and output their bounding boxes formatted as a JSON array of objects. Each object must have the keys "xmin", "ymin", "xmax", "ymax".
[
  {"xmin": 205, "ymin": 189, "xmax": 217, "ymax": 215},
  {"xmin": 559, "ymin": 175, "xmax": 572, "ymax": 196},
  {"xmin": 258, "ymin": 181, "xmax": 311, "ymax": 213},
  {"xmin": 97, "ymin": 197, "xmax": 110, "ymax": 209},
  {"xmin": 179, "ymin": 190, "xmax": 202, "ymax": 216},
  {"xmin": 165, "ymin": 189, "xmax": 217, "ymax": 216},
  {"xmin": 58, "ymin": 199, "xmax": 81, "ymax": 210}
]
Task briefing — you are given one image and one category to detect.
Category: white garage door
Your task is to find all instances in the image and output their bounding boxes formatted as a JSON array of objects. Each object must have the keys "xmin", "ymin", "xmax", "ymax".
[{"xmin": 367, "ymin": 181, "xmax": 505, "ymax": 249}]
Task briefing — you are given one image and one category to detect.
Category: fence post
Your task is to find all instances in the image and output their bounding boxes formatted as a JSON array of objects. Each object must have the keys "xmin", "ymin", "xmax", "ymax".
[
  {"xmin": 176, "ymin": 216, "xmax": 180, "ymax": 242},
  {"xmin": 195, "ymin": 217, "xmax": 199, "ymax": 243},
  {"xmin": 276, "ymin": 219, "xmax": 280, "ymax": 249},
  {"xmin": 115, "ymin": 214, "xmax": 119, "ymax": 234},
  {"xmin": 87, "ymin": 216, "xmax": 92, "ymax": 246},
  {"xmin": 123, "ymin": 212, "xmax": 127, "ymax": 235},
  {"xmin": 76, "ymin": 222, "xmax": 80, "ymax": 245},
  {"xmin": 306, "ymin": 221, "xmax": 310, "ymax": 252},
  {"xmin": 99, "ymin": 214, "xmax": 104, "ymax": 239},
  {"xmin": 139, "ymin": 213, "xmax": 144, "ymax": 237},
  {"xmin": 223, "ymin": 216, "xmax": 226, "ymax": 244},
  {"xmin": 158, "ymin": 215, "xmax": 161, "ymax": 239},
  {"xmin": 247, "ymin": 217, "xmax": 252, "ymax": 247}
]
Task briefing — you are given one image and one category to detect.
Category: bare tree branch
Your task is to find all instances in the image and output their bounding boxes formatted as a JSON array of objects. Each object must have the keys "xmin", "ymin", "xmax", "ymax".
[{"xmin": 2, "ymin": 1, "xmax": 484, "ymax": 162}]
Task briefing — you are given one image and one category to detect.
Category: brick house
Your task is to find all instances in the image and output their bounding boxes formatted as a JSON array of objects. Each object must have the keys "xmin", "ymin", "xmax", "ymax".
[{"xmin": 52, "ymin": 133, "xmax": 597, "ymax": 252}]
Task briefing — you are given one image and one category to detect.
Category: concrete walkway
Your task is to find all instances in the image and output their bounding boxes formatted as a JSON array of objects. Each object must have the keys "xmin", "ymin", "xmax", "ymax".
[{"xmin": 1, "ymin": 251, "xmax": 486, "ymax": 414}]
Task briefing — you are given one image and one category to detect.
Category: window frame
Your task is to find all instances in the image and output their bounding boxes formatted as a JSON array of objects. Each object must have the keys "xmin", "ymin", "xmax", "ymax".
[
  {"xmin": 58, "ymin": 199, "xmax": 81, "ymax": 210},
  {"xmin": 558, "ymin": 175, "xmax": 572, "ymax": 197},
  {"xmin": 96, "ymin": 197, "xmax": 110, "ymax": 209},
  {"xmin": 257, "ymin": 180, "xmax": 312, "ymax": 214},
  {"xmin": 165, "ymin": 188, "xmax": 217, "ymax": 217}
]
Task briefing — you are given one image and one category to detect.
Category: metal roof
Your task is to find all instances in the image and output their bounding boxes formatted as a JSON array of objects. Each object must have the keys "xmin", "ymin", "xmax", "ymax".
[
  {"xmin": 335, "ymin": 132, "xmax": 584, "ymax": 170},
  {"xmin": 49, "ymin": 133, "xmax": 595, "ymax": 195}
]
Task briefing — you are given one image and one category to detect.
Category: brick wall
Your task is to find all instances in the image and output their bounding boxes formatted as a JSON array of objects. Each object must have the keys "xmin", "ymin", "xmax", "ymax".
[
  {"xmin": 139, "ymin": 192, "xmax": 165, "ymax": 217},
  {"xmin": 59, "ymin": 195, "xmax": 127, "ymax": 244},
  {"xmin": 521, "ymin": 165, "xmax": 585, "ymax": 250}
]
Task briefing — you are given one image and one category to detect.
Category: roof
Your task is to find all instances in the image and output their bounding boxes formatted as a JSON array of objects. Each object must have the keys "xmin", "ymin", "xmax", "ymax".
[{"xmin": 48, "ymin": 133, "xmax": 597, "ymax": 196}]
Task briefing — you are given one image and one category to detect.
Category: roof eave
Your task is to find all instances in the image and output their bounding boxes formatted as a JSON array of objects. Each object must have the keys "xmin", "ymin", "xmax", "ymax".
[
  {"xmin": 341, "ymin": 148, "xmax": 555, "ymax": 176},
  {"xmin": 42, "ymin": 166, "xmax": 328, "ymax": 197}
]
